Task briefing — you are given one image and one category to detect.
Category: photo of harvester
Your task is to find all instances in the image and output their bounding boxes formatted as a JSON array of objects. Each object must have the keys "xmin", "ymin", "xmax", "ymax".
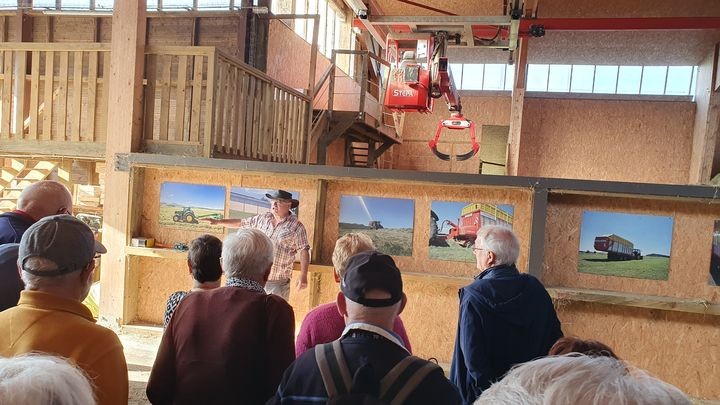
[
  {"xmin": 578, "ymin": 211, "xmax": 673, "ymax": 280},
  {"xmin": 338, "ymin": 195, "xmax": 414, "ymax": 256}
]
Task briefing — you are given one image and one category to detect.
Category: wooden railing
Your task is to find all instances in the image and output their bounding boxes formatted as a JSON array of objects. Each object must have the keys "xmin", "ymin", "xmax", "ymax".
[
  {"xmin": 0, "ymin": 43, "xmax": 110, "ymax": 157},
  {"xmin": 143, "ymin": 46, "xmax": 311, "ymax": 163}
]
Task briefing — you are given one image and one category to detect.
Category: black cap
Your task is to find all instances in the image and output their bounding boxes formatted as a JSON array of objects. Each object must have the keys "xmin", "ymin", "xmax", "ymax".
[
  {"xmin": 341, "ymin": 251, "xmax": 403, "ymax": 307},
  {"xmin": 265, "ymin": 189, "xmax": 299, "ymax": 209}
]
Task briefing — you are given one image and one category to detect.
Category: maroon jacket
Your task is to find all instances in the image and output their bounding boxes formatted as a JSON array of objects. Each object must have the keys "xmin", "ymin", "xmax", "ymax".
[{"xmin": 146, "ymin": 285, "xmax": 295, "ymax": 405}]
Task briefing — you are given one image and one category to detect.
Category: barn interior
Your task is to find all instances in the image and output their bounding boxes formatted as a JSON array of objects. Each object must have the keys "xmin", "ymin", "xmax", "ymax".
[{"xmin": 1, "ymin": 0, "xmax": 719, "ymax": 402}]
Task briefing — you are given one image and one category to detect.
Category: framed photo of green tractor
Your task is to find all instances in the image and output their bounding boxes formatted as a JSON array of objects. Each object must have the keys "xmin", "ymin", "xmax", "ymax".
[
  {"xmin": 159, "ymin": 182, "xmax": 225, "ymax": 231},
  {"xmin": 429, "ymin": 201, "xmax": 514, "ymax": 262},
  {"xmin": 578, "ymin": 210, "xmax": 673, "ymax": 280},
  {"xmin": 338, "ymin": 195, "xmax": 414, "ymax": 256}
]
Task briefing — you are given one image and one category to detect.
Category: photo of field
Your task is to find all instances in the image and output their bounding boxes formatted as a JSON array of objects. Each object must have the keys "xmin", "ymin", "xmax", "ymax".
[
  {"xmin": 709, "ymin": 220, "xmax": 720, "ymax": 286},
  {"xmin": 228, "ymin": 187, "xmax": 299, "ymax": 219},
  {"xmin": 578, "ymin": 211, "xmax": 673, "ymax": 280},
  {"xmin": 338, "ymin": 195, "xmax": 414, "ymax": 256},
  {"xmin": 159, "ymin": 182, "xmax": 225, "ymax": 231},
  {"xmin": 429, "ymin": 201, "xmax": 514, "ymax": 262}
]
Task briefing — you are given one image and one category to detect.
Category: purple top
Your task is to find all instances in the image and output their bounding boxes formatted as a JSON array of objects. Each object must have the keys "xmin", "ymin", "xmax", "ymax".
[{"xmin": 295, "ymin": 301, "xmax": 412, "ymax": 357}]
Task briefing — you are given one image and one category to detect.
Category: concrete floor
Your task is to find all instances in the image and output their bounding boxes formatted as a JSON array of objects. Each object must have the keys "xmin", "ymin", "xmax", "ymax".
[{"xmin": 118, "ymin": 326, "xmax": 163, "ymax": 404}]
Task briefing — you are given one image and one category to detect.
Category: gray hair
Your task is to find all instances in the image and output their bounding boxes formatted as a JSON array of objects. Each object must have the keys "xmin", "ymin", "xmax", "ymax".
[
  {"xmin": 222, "ymin": 228, "xmax": 274, "ymax": 280},
  {"xmin": 20, "ymin": 257, "xmax": 79, "ymax": 290},
  {"xmin": 475, "ymin": 355, "xmax": 691, "ymax": 405},
  {"xmin": 0, "ymin": 353, "xmax": 96, "ymax": 405},
  {"xmin": 475, "ymin": 225, "xmax": 519, "ymax": 266}
]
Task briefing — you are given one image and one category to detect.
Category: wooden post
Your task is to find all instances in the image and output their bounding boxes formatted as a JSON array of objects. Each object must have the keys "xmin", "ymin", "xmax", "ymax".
[
  {"xmin": 506, "ymin": 38, "xmax": 528, "ymax": 176},
  {"xmin": 688, "ymin": 44, "xmax": 720, "ymax": 184},
  {"xmin": 99, "ymin": 0, "xmax": 147, "ymax": 328}
]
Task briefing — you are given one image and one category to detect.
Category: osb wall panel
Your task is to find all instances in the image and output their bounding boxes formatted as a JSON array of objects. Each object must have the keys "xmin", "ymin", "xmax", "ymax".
[
  {"xmin": 392, "ymin": 95, "xmax": 512, "ymax": 173},
  {"xmin": 140, "ymin": 167, "xmax": 318, "ymax": 248},
  {"xmin": 544, "ymin": 194, "xmax": 720, "ymax": 303},
  {"xmin": 319, "ymin": 180, "xmax": 533, "ymax": 277},
  {"xmin": 557, "ymin": 301, "xmax": 720, "ymax": 400},
  {"xmin": 539, "ymin": 0, "xmax": 720, "ymax": 17},
  {"xmin": 528, "ymin": 31, "xmax": 720, "ymax": 66},
  {"xmin": 266, "ymin": 20, "xmax": 361, "ymax": 111},
  {"xmin": 518, "ymin": 98, "xmax": 695, "ymax": 184}
]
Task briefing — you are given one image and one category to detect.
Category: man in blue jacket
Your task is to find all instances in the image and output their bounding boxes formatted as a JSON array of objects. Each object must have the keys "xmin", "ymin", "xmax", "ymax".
[{"xmin": 450, "ymin": 225, "xmax": 562, "ymax": 404}]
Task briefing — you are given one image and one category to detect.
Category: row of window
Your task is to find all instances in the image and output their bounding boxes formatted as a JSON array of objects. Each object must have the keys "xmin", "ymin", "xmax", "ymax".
[
  {"xmin": 448, "ymin": 63, "xmax": 698, "ymax": 96},
  {"xmin": 286, "ymin": 0, "xmax": 345, "ymax": 58}
]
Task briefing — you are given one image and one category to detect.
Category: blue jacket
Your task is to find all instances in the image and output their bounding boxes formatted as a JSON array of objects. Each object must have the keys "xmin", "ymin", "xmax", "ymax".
[
  {"xmin": 0, "ymin": 244, "xmax": 22, "ymax": 311},
  {"xmin": 450, "ymin": 264, "xmax": 562, "ymax": 404},
  {"xmin": 0, "ymin": 211, "xmax": 35, "ymax": 245}
]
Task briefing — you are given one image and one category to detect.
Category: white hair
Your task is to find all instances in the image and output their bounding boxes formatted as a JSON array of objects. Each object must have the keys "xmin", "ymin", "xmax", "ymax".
[
  {"xmin": 475, "ymin": 355, "xmax": 691, "ymax": 405},
  {"xmin": 475, "ymin": 225, "xmax": 519, "ymax": 266},
  {"xmin": 223, "ymin": 228, "xmax": 274, "ymax": 279},
  {"xmin": 0, "ymin": 354, "xmax": 96, "ymax": 405},
  {"xmin": 20, "ymin": 257, "xmax": 79, "ymax": 290}
]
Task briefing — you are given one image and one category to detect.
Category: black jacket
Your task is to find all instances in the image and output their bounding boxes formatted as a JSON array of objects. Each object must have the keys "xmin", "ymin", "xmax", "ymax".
[
  {"xmin": 0, "ymin": 244, "xmax": 23, "ymax": 311},
  {"xmin": 0, "ymin": 211, "xmax": 34, "ymax": 245},
  {"xmin": 270, "ymin": 328, "xmax": 462, "ymax": 405},
  {"xmin": 450, "ymin": 264, "xmax": 562, "ymax": 404}
]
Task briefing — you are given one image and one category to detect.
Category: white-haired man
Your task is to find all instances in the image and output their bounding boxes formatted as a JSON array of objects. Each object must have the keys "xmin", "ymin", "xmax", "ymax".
[
  {"xmin": 147, "ymin": 228, "xmax": 295, "ymax": 404},
  {"xmin": 475, "ymin": 354, "xmax": 691, "ymax": 405},
  {"xmin": 450, "ymin": 225, "xmax": 562, "ymax": 404},
  {"xmin": 0, "ymin": 215, "xmax": 128, "ymax": 405}
]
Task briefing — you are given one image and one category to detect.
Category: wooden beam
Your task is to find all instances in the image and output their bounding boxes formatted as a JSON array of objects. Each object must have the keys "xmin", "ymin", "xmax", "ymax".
[
  {"xmin": 100, "ymin": 0, "xmax": 147, "ymax": 328},
  {"xmin": 506, "ymin": 37, "xmax": 528, "ymax": 176}
]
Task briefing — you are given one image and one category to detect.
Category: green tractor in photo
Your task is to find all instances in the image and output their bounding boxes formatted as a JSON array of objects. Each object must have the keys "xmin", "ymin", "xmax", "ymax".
[{"xmin": 172, "ymin": 207, "xmax": 223, "ymax": 224}]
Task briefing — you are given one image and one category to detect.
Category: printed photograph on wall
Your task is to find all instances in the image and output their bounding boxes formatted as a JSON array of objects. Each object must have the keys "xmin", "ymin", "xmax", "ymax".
[
  {"xmin": 339, "ymin": 195, "xmax": 414, "ymax": 256},
  {"xmin": 578, "ymin": 210, "xmax": 673, "ymax": 280},
  {"xmin": 429, "ymin": 201, "xmax": 514, "ymax": 262},
  {"xmin": 228, "ymin": 187, "xmax": 300, "ymax": 219},
  {"xmin": 159, "ymin": 182, "xmax": 225, "ymax": 231},
  {"xmin": 709, "ymin": 220, "xmax": 720, "ymax": 286}
]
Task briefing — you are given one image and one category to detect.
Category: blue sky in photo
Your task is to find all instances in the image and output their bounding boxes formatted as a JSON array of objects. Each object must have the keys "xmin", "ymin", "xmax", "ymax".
[
  {"xmin": 160, "ymin": 182, "xmax": 225, "ymax": 210},
  {"xmin": 230, "ymin": 187, "xmax": 299, "ymax": 204},
  {"xmin": 340, "ymin": 195, "xmax": 414, "ymax": 229},
  {"xmin": 431, "ymin": 201, "xmax": 513, "ymax": 226},
  {"xmin": 579, "ymin": 210, "xmax": 673, "ymax": 255}
]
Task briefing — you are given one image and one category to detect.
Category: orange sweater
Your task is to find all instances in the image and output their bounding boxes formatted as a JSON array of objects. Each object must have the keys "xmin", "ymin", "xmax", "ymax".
[{"xmin": 0, "ymin": 290, "xmax": 128, "ymax": 405}]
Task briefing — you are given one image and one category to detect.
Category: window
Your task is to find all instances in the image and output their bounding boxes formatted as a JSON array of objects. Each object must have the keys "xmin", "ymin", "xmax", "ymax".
[
  {"xmin": 461, "ymin": 64, "xmax": 484, "ymax": 90},
  {"xmin": 524, "ymin": 63, "xmax": 696, "ymax": 97}
]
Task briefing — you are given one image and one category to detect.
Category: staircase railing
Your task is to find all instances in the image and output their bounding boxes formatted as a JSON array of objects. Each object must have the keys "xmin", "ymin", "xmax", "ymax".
[
  {"xmin": 0, "ymin": 43, "xmax": 110, "ymax": 157},
  {"xmin": 143, "ymin": 46, "xmax": 311, "ymax": 163}
]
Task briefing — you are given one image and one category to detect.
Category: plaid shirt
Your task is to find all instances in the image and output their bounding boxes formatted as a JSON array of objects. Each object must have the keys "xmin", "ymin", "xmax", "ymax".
[{"xmin": 241, "ymin": 212, "xmax": 310, "ymax": 281}]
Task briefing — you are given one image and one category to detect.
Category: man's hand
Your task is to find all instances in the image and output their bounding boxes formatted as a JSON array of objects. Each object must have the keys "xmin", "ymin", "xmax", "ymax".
[
  {"xmin": 296, "ymin": 274, "xmax": 308, "ymax": 290},
  {"xmin": 200, "ymin": 218, "xmax": 218, "ymax": 225}
]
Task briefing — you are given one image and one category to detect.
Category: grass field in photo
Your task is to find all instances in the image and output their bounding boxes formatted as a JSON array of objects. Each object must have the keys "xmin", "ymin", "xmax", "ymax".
[
  {"xmin": 578, "ymin": 252, "xmax": 669, "ymax": 280},
  {"xmin": 159, "ymin": 204, "xmax": 224, "ymax": 232},
  {"xmin": 429, "ymin": 243, "xmax": 475, "ymax": 262},
  {"xmin": 339, "ymin": 226, "xmax": 413, "ymax": 256}
]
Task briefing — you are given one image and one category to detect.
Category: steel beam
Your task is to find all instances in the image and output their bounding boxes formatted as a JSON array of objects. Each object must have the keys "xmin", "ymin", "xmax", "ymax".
[{"xmin": 520, "ymin": 17, "xmax": 720, "ymax": 32}]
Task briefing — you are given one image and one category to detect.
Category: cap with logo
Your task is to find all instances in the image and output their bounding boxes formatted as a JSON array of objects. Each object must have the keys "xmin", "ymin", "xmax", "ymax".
[
  {"xmin": 341, "ymin": 250, "xmax": 403, "ymax": 307},
  {"xmin": 19, "ymin": 214, "xmax": 107, "ymax": 277}
]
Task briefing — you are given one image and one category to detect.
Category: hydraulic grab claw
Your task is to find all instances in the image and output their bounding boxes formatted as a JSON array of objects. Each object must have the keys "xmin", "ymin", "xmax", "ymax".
[{"xmin": 428, "ymin": 113, "xmax": 479, "ymax": 161}]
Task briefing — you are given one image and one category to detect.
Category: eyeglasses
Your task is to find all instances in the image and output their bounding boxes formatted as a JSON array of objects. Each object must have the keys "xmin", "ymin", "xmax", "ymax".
[{"xmin": 55, "ymin": 207, "xmax": 71, "ymax": 215}]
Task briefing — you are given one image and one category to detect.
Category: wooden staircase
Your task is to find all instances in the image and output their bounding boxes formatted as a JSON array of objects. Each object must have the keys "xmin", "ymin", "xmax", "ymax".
[{"xmin": 0, "ymin": 160, "xmax": 59, "ymax": 211}]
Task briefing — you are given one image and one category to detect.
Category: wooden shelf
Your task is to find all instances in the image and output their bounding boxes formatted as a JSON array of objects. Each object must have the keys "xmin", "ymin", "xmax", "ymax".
[
  {"xmin": 125, "ymin": 246, "xmax": 188, "ymax": 260},
  {"xmin": 547, "ymin": 287, "xmax": 720, "ymax": 316}
]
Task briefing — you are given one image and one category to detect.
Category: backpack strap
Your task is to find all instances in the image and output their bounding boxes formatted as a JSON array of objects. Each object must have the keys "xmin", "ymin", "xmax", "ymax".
[
  {"xmin": 380, "ymin": 356, "xmax": 441, "ymax": 405},
  {"xmin": 314, "ymin": 340, "xmax": 353, "ymax": 398}
]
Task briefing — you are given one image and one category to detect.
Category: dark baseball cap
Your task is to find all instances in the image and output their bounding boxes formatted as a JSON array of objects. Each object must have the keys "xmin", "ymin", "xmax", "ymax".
[
  {"xmin": 341, "ymin": 251, "xmax": 403, "ymax": 307},
  {"xmin": 19, "ymin": 214, "xmax": 107, "ymax": 277}
]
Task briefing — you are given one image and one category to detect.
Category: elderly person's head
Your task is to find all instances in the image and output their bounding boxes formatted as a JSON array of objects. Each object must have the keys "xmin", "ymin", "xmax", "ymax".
[
  {"xmin": 337, "ymin": 251, "xmax": 406, "ymax": 331},
  {"xmin": 331, "ymin": 233, "xmax": 375, "ymax": 283},
  {"xmin": 473, "ymin": 225, "xmax": 519, "ymax": 271},
  {"xmin": 18, "ymin": 215, "xmax": 106, "ymax": 302},
  {"xmin": 549, "ymin": 336, "xmax": 619, "ymax": 359},
  {"xmin": 474, "ymin": 354, "xmax": 690, "ymax": 405},
  {"xmin": 0, "ymin": 354, "xmax": 96, "ymax": 405},
  {"xmin": 222, "ymin": 229, "xmax": 274, "ymax": 284},
  {"xmin": 187, "ymin": 234, "xmax": 222, "ymax": 286},
  {"xmin": 16, "ymin": 180, "xmax": 73, "ymax": 220}
]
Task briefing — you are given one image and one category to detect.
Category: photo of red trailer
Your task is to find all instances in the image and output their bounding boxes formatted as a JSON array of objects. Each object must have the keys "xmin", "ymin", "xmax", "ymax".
[
  {"xmin": 594, "ymin": 234, "xmax": 643, "ymax": 261},
  {"xmin": 442, "ymin": 203, "xmax": 513, "ymax": 247}
]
